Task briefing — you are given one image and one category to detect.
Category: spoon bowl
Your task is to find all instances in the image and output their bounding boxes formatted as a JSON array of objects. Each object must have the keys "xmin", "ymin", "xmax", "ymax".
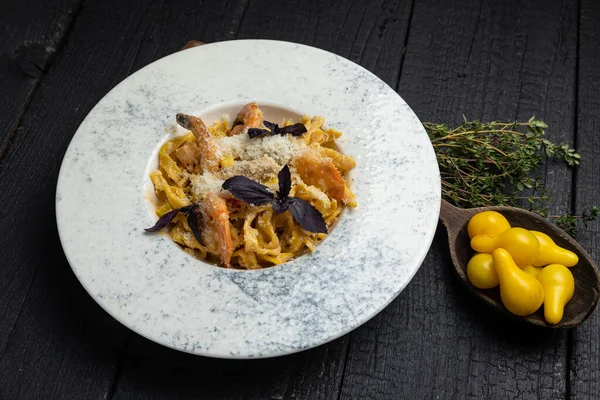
[{"xmin": 440, "ymin": 199, "xmax": 600, "ymax": 328}]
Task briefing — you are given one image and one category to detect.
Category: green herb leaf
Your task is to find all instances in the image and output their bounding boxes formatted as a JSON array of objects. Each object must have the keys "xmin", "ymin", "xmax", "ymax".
[{"xmin": 425, "ymin": 117, "xmax": 598, "ymax": 236}]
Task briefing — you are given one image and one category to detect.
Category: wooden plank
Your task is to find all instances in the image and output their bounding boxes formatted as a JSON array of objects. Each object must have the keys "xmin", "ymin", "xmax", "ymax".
[
  {"xmin": 0, "ymin": 0, "xmax": 242, "ymax": 397},
  {"xmin": 570, "ymin": 0, "xmax": 600, "ymax": 398},
  {"xmin": 0, "ymin": 0, "xmax": 167, "ymax": 395},
  {"xmin": 112, "ymin": 335, "xmax": 348, "ymax": 400},
  {"xmin": 0, "ymin": 0, "xmax": 82, "ymax": 159},
  {"xmin": 340, "ymin": 0, "xmax": 577, "ymax": 398},
  {"xmin": 108, "ymin": 0, "xmax": 250, "ymax": 75},
  {"xmin": 110, "ymin": 0, "xmax": 413, "ymax": 399},
  {"xmin": 234, "ymin": 0, "xmax": 413, "ymax": 87},
  {"xmin": 0, "ymin": 226, "xmax": 130, "ymax": 399}
]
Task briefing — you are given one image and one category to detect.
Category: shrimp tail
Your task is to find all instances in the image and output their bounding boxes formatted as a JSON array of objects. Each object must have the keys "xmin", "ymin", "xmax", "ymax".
[
  {"xmin": 176, "ymin": 113, "xmax": 209, "ymax": 140},
  {"xmin": 176, "ymin": 113, "xmax": 219, "ymax": 173}
]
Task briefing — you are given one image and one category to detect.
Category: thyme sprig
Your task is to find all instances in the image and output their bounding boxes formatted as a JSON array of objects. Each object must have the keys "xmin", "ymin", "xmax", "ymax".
[{"xmin": 425, "ymin": 116, "xmax": 597, "ymax": 236}]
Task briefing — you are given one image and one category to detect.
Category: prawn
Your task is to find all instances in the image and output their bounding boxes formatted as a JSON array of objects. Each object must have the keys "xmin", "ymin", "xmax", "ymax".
[
  {"xmin": 174, "ymin": 141, "xmax": 202, "ymax": 173},
  {"xmin": 313, "ymin": 146, "xmax": 356, "ymax": 172},
  {"xmin": 229, "ymin": 102, "xmax": 264, "ymax": 135},
  {"xmin": 294, "ymin": 151, "xmax": 356, "ymax": 207},
  {"xmin": 199, "ymin": 192, "xmax": 233, "ymax": 268},
  {"xmin": 176, "ymin": 113, "xmax": 219, "ymax": 173}
]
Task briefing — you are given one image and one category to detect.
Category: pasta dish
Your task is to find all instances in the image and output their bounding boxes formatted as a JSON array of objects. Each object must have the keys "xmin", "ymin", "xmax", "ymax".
[{"xmin": 146, "ymin": 102, "xmax": 356, "ymax": 269}]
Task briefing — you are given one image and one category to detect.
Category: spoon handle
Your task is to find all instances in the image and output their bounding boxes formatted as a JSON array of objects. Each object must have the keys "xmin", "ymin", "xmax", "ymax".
[
  {"xmin": 181, "ymin": 40, "xmax": 205, "ymax": 50},
  {"xmin": 439, "ymin": 199, "xmax": 474, "ymax": 229}
]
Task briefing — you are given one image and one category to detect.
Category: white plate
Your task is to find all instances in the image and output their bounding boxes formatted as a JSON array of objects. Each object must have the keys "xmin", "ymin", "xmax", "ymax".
[{"xmin": 56, "ymin": 40, "xmax": 440, "ymax": 359}]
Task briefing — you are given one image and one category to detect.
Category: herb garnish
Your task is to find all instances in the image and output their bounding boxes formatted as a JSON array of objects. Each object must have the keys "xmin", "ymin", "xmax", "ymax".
[
  {"xmin": 145, "ymin": 204, "xmax": 204, "ymax": 245},
  {"xmin": 223, "ymin": 165, "xmax": 327, "ymax": 234},
  {"xmin": 425, "ymin": 116, "xmax": 599, "ymax": 236},
  {"xmin": 248, "ymin": 121, "xmax": 307, "ymax": 139}
]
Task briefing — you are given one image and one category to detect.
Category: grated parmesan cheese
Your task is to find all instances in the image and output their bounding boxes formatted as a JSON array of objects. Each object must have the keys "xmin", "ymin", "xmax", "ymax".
[
  {"xmin": 190, "ymin": 132, "xmax": 307, "ymax": 199},
  {"xmin": 214, "ymin": 134, "xmax": 304, "ymax": 166},
  {"xmin": 219, "ymin": 155, "xmax": 281, "ymax": 183},
  {"xmin": 190, "ymin": 172, "xmax": 225, "ymax": 201}
]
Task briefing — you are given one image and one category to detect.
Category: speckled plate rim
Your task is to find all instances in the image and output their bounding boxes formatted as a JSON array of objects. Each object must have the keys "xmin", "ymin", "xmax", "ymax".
[{"xmin": 56, "ymin": 40, "xmax": 441, "ymax": 359}]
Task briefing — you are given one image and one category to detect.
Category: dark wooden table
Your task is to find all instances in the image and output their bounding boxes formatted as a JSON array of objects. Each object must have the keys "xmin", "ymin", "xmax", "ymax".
[{"xmin": 2, "ymin": 0, "xmax": 599, "ymax": 398}]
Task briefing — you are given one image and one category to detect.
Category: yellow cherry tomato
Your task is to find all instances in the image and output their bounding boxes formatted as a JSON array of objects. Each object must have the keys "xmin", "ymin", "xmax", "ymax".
[
  {"xmin": 467, "ymin": 253, "xmax": 499, "ymax": 289},
  {"xmin": 471, "ymin": 227, "xmax": 540, "ymax": 267},
  {"xmin": 493, "ymin": 248, "xmax": 544, "ymax": 316},
  {"xmin": 537, "ymin": 264, "xmax": 575, "ymax": 324},
  {"xmin": 465, "ymin": 211, "xmax": 581, "ymax": 323},
  {"xmin": 521, "ymin": 265, "xmax": 543, "ymax": 278},
  {"xmin": 468, "ymin": 211, "xmax": 511, "ymax": 239},
  {"xmin": 530, "ymin": 231, "xmax": 579, "ymax": 267}
]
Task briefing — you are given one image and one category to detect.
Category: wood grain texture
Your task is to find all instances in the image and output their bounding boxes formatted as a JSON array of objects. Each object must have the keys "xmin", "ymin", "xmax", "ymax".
[
  {"xmin": 340, "ymin": 0, "xmax": 577, "ymax": 398},
  {"xmin": 570, "ymin": 0, "xmax": 600, "ymax": 398},
  {"xmin": 0, "ymin": 0, "xmax": 200, "ymax": 398},
  {"xmin": 109, "ymin": 0, "xmax": 249, "ymax": 76},
  {"xmin": 0, "ymin": 227, "xmax": 129, "ymax": 399},
  {"xmin": 113, "ymin": 335, "xmax": 348, "ymax": 400},
  {"xmin": 235, "ymin": 0, "xmax": 413, "ymax": 87},
  {"xmin": 111, "ymin": 1, "xmax": 413, "ymax": 398},
  {"xmin": 0, "ymin": 0, "xmax": 82, "ymax": 159}
]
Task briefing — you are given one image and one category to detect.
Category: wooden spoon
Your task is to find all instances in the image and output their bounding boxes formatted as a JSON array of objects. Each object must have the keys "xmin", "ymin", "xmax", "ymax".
[{"xmin": 440, "ymin": 199, "xmax": 600, "ymax": 328}]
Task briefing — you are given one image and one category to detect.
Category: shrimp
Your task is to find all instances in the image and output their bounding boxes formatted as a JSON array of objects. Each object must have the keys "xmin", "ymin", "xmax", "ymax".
[
  {"xmin": 313, "ymin": 145, "xmax": 356, "ymax": 172},
  {"xmin": 294, "ymin": 151, "xmax": 356, "ymax": 207},
  {"xmin": 174, "ymin": 141, "xmax": 202, "ymax": 173},
  {"xmin": 199, "ymin": 192, "xmax": 233, "ymax": 268},
  {"xmin": 176, "ymin": 113, "xmax": 219, "ymax": 173},
  {"xmin": 230, "ymin": 102, "xmax": 264, "ymax": 135}
]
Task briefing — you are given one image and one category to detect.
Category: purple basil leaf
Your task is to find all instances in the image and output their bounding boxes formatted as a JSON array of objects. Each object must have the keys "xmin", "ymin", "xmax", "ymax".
[
  {"xmin": 222, "ymin": 176, "xmax": 274, "ymax": 205},
  {"xmin": 279, "ymin": 123, "xmax": 308, "ymax": 136},
  {"xmin": 248, "ymin": 128, "xmax": 270, "ymax": 138},
  {"xmin": 144, "ymin": 204, "xmax": 195, "ymax": 232},
  {"xmin": 286, "ymin": 197, "xmax": 328, "ymax": 234},
  {"xmin": 263, "ymin": 120, "xmax": 277, "ymax": 133},
  {"xmin": 272, "ymin": 198, "xmax": 288, "ymax": 214},
  {"xmin": 277, "ymin": 165, "xmax": 291, "ymax": 198},
  {"xmin": 187, "ymin": 210, "xmax": 204, "ymax": 245}
]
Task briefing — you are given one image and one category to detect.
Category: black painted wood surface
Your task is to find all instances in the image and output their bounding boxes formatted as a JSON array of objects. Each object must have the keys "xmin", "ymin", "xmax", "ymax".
[{"xmin": 0, "ymin": 0, "xmax": 598, "ymax": 398}]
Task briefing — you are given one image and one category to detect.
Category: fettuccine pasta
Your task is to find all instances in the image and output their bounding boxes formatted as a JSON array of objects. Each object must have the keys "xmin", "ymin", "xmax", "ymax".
[{"xmin": 149, "ymin": 102, "xmax": 356, "ymax": 269}]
